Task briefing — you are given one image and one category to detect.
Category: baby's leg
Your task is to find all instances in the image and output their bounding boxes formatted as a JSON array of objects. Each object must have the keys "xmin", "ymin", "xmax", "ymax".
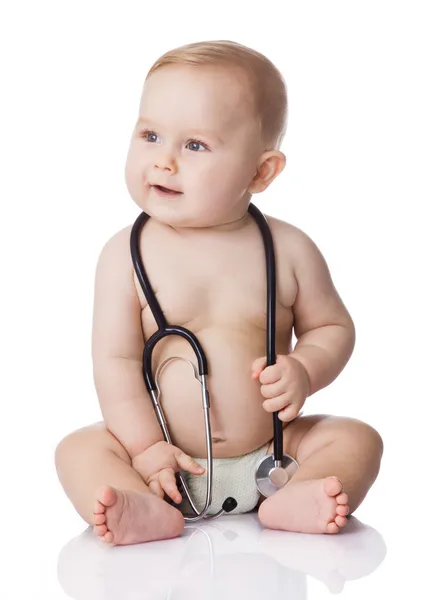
[
  {"xmin": 55, "ymin": 422, "xmax": 184, "ymax": 546},
  {"xmin": 258, "ymin": 415, "xmax": 383, "ymax": 534}
]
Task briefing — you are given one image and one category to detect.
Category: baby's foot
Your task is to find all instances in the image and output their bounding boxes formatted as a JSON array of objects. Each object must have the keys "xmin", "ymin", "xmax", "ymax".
[
  {"xmin": 258, "ymin": 476, "xmax": 350, "ymax": 534},
  {"xmin": 92, "ymin": 486, "xmax": 184, "ymax": 546}
]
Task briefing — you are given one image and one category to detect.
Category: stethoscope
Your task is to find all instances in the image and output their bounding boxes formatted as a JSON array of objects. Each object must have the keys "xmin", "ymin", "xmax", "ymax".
[{"xmin": 130, "ymin": 202, "xmax": 299, "ymax": 522}]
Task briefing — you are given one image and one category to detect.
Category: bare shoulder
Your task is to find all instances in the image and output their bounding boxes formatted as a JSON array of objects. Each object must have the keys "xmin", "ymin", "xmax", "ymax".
[
  {"xmin": 264, "ymin": 215, "xmax": 353, "ymax": 334},
  {"xmin": 265, "ymin": 214, "xmax": 322, "ymax": 266},
  {"xmin": 95, "ymin": 224, "xmax": 137, "ymax": 295},
  {"xmin": 263, "ymin": 214, "xmax": 343, "ymax": 313},
  {"xmin": 265, "ymin": 214, "xmax": 304, "ymax": 239},
  {"xmin": 98, "ymin": 224, "xmax": 133, "ymax": 262}
]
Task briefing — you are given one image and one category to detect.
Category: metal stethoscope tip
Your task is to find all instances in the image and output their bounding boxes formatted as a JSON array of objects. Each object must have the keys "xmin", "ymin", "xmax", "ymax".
[{"xmin": 255, "ymin": 453, "xmax": 299, "ymax": 498}]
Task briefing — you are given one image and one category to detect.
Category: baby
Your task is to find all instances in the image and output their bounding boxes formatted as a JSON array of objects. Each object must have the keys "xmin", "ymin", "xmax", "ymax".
[{"xmin": 55, "ymin": 40, "xmax": 383, "ymax": 546}]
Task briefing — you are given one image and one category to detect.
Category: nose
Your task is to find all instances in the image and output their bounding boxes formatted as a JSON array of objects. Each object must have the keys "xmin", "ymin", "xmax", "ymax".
[{"xmin": 154, "ymin": 147, "xmax": 178, "ymax": 174}]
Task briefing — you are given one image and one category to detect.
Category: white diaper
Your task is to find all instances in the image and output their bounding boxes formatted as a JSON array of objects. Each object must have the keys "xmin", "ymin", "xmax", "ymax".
[{"xmin": 177, "ymin": 442, "xmax": 270, "ymax": 516}]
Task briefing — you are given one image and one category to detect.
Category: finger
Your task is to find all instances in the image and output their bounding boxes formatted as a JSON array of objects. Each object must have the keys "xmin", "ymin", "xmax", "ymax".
[
  {"xmin": 252, "ymin": 356, "xmax": 267, "ymax": 379},
  {"xmin": 259, "ymin": 364, "xmax": 283, "ymax": 385},
  {"xmin": 148, "ymin": 479, "xmax": 164, "ymax": 498},
  {"xmin": 175, "ymin": 451, "xmax": 206, "ymax": 475},
  {"xmin": 262, "ymin": 392, "xmax": 290, "ymax": 413},
  {"xmin": 260, "ymin": 380, "xmax": 286, "ymax": 400},
  {"xmin": 159, "ymin": 468, "xmax": 183, "ymax": 504},
  {"xmin": 278, "ymin": 404, "xmax": 298, "ymax": 422}
]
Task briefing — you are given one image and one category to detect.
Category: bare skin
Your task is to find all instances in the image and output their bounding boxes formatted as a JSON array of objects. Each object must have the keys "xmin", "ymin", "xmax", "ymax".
[
  {"xmin": 56, "ymin": 216, "xmax": 383, "ymax": 546},
  {"xmin": 132, "ymin": 213, "xmax": 297, "ymax": 460},
  {"xmin": 56, "ymin": 410, "xmax": 382, "ymax": 545},
  {"xmin": 92, "ymin": 486, "xmax": 182, "ymax": 546},
  {"xmin": 56, "ymin": 63, "xmax": 383, "ymax": 546}
]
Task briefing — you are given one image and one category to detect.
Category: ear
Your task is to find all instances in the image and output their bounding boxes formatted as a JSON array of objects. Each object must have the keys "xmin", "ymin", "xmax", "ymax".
[{"xmin": 248, "ymin": 150, "xmax": 286, "ymax": 194}]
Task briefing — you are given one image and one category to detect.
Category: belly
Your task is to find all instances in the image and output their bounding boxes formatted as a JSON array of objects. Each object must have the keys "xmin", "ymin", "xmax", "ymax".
[{"xmin": 147, "ymin": 324, "xmax": 291, "ymax": 458}]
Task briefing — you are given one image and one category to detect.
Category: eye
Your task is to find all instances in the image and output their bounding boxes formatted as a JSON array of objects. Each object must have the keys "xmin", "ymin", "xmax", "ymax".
[
  {"xmin": 139, "ymin": 129, "xmax": 159, "ymax": 143},
  {"xmin": 186, "ymin": 139, "xmax": 208, "ymax": 152}
]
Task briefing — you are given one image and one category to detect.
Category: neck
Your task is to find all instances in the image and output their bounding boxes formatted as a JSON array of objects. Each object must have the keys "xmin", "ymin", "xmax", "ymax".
[{"xmin": 170, "ymin": 210, "xmax": 251, "ymax": 236}]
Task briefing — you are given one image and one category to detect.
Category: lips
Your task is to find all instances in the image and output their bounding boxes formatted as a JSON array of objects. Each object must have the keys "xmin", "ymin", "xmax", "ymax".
[{"xmin": 152, "ymin": 184, "xmax": 182, "ymax": 195}]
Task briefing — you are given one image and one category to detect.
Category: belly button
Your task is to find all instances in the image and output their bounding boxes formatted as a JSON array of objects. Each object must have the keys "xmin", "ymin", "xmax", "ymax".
[{"xmin": 212, "ymin": 437, "xmax": 224, "ymax": 443}]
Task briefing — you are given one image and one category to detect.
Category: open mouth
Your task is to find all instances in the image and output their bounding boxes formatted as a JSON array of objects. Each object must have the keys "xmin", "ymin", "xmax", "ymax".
[{"xmin": 153, "ymin": 184, "xmax": 182, "ymax": 195}]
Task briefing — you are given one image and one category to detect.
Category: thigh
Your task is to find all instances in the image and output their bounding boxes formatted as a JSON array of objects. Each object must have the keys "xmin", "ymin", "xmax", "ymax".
[
  {"xmin": 265, "ymin": 413, "xmax": 382, "ymax": 463},
  {"xmin": 265, "ymin": 413, "xmax": 329, "ymax": 461},
  {"xmin": 55, "ymin": 421, "xmax": 132, "ymax": 465}
]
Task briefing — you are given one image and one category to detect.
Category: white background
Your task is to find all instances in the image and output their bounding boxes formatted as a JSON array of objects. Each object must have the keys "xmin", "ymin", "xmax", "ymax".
[{"xmin": 1, "ymin": 1, "xmax": 431, "ymax": 598}]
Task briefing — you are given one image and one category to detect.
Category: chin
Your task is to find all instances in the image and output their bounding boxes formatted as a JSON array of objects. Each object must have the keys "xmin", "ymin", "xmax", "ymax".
[
  {"xmin": 132, "ymin": 196, "xmax": 208, "ymax": 228},
  {"xmin": 143, "ymin": 208, "xmax": 198, "ymax": 229}
]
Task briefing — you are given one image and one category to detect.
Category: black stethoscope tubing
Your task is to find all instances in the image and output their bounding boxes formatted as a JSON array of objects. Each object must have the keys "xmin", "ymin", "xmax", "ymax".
[{"xmin": 130, "ymin": 202, "xmax": 283, "ymax": 464}]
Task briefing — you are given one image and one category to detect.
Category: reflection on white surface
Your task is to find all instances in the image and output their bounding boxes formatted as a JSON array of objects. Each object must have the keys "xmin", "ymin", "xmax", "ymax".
[{"xmin": 57, "ymin": 512, "xmax": 386, "ymax": 599}]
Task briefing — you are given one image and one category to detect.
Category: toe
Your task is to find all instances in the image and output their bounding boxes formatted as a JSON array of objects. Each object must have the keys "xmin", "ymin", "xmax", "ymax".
[
  {"xmin": 93, "ymin": 500, "xmax": 105, "ymax": 514},
  {"xmin": 103, "ymin": 531, "xmax": 114, "ymax": 544},
  {"xmin": 335, "ymin": 515, "xmax": 347, "ymax": 528},
  {"xmin": 94, "ymin": 524, "xmax": 108, "ymax": 536},
  {"xmin": 327, "ymin": 521, "xmax": 339, "ymax": 534},
  {"xmin": 336, "ymin": 492, "xmax": 348, "ymax": 505},
  {"xmin": 336, "ymin": 504, "xmax": 350, "ymax": 517},
  {"xmin": 324, "ymin": 476, "xmax": 343, "ymax": 497},
  {"xmin": 93, "ymin": 513, "xmax": 106, "ymax": 525},
  {"xmin": 98, "ymin": 485, "xmax": 118, "ymax": 508}
]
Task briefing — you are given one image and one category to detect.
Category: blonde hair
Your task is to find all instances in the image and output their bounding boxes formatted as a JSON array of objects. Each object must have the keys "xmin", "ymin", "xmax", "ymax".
[{"xmin": 145, "ymin": 40, "xmax": 288, "ymax": 150}]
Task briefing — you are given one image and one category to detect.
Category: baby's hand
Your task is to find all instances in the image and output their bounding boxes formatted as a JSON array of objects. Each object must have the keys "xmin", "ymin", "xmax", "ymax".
[
  {"xmin": 131, "ymin": 441, "xmax": 205, "ymax": 504},
  {"xmin": 252, "ymin": 354, "xmax": 310, "ymax": 422}
]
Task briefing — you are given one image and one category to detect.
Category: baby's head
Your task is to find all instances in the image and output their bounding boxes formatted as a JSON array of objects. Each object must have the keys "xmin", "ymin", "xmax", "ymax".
[{"xmin": 125, "ymin": 40, "xmax": 287, "ymax": 230}]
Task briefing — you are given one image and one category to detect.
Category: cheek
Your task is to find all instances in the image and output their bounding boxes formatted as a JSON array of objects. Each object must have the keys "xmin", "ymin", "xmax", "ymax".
[
  {"xmin": 125, "ymin": 147, "xmax": 146, "ymax": 182},
  {"xmin": 193, "ymin": 158, "xmax": 237, "ymax": 188},
  {"xmin": 125, "ymin": 156, "xmax": 148, "ymax": 205},
  {"xmin": 207, "ymin": 167, "xmax": 251, "ymax": 199}
]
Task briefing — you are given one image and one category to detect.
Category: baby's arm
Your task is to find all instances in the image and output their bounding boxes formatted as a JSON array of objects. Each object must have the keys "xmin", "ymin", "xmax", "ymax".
[
  {"xmin": 286, "ymin": 228, "xmax": 355, "ymax": 395},
  {"xmin": 91, "ymin": 226, "xmax": 163, "ymax": 459}
]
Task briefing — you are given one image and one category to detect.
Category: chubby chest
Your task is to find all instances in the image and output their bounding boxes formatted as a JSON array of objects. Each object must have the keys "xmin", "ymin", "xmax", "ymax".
[{"xmin": 133, "ymin": 219, "xmax": 296, "ymax": 340}]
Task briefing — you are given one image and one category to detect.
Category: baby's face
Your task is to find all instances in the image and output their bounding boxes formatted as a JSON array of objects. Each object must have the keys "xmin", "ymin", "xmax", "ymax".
[{"xmin": 125, "ymin": 65, "xmax": 263, "ymax": 229}]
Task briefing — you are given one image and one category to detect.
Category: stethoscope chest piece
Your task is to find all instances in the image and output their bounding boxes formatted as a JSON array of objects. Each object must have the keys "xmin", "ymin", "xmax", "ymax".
[{"xmin": 255, "ymin": 453, "xmax": 299, "ymax": 498}]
